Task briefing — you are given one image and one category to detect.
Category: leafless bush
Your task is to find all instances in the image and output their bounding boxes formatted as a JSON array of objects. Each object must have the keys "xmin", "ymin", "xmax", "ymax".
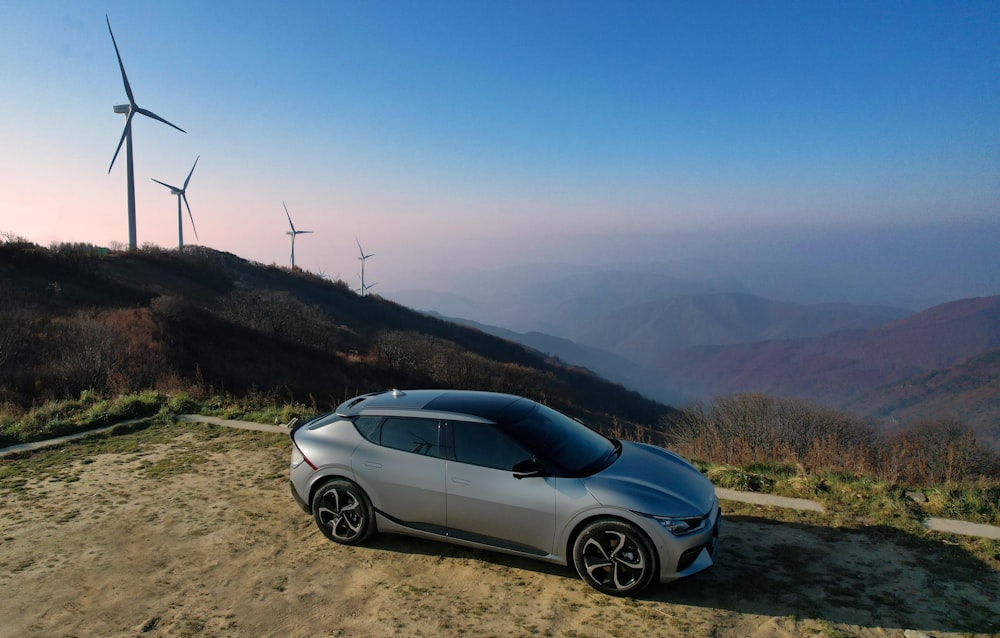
[
  {"xmin": 372, "ymin": 330, "xmax": 560, "ymax": 398},
  {"xmin": 669, "ymin": 393, "xmax": 876, "ymax": 473},
  {"xmin": 883, "ymin": 418, "xmax": 1000, "ymax": 483},
  {"xmin": 37, "ymin": 308, "xmax": 168, "ymax": 396},
  {"xmin": 668, "ymin": 394, "xmax": 999, "ymax": 482},
  {"xmin": 1, "ymin": 231, "xmax": 31, "ymax": 245},
  {"xmin": 221, "ymin": 289, "xmax": 343, "ymax": 354}
]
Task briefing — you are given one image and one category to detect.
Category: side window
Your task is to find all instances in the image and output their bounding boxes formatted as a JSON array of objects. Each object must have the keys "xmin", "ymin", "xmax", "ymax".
[
  {"xmin": 380, "ymin": 417, "xmax": 441, "ymax": 457},
  {"xmin": 451, "ymin": 422, "xmax": 531, "ymax": 471},
  {"xmin": 353, "ymin": 416, "xmax": 382, "ymax": 443}
]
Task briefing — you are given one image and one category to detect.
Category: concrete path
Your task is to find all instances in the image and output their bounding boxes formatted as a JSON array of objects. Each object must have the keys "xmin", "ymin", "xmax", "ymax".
[
  {"xmin": 923, "ymin": 517, "xmax": 1000, "ymax": 540},
  {"xmin": 0, "ymin": 419, "xmax": 146, "ymax": 458},
  {"xmin": 716, "ymin": 487, "xmax": 1000, "ymax": 540},
  {"xmin": 715, "ymin": 487, "xmax": 825, "ymax": 512},
  {"xmin": 4, "ymin": 415, "xmax": 999, "ymax": 541},
  {"xmin": 174, "ymin": 414, "xmax": 289, "ymax": 434}
]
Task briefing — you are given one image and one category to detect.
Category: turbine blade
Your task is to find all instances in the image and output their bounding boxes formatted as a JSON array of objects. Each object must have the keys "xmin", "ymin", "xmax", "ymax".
[
  {"xmin": 283, "ymin": 201, "xmax": 295, "ymax": 231},
  {"xmin": 135, "ymin": 107, "xmax": 186, "ymax": 134},
  {"xmin": 106, "ymin": 15, "xmax": 135, "ymax": 105},
  {"xmin": 183, "ymin": 155, "xmax": 199, "ymax": 189},
  {"xmin": 183, "ymin": 194, "xmax": 199, "ymax": 241},
  {"xmin": 151, "ymin": 178, "xmax": 177, "ymax": 190},
  {"xmin": 108, "ymin": 112, "xmax": 134, "ymax": 173},
  {"xmin": 356, "ymin": 237, "xmax": 364, "ymax": 258}
]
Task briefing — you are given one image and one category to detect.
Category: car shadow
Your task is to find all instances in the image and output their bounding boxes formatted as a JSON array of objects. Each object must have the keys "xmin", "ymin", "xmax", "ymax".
[{"xmin": 358, "ymin": 515, "xmax": 998, "ymax": 634}]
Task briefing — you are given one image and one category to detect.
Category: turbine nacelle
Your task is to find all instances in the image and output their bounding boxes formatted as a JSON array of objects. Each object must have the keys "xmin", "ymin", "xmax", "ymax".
[{"xmin": 113, "ymin": 104, "xmax": 130, "ymax": 114}]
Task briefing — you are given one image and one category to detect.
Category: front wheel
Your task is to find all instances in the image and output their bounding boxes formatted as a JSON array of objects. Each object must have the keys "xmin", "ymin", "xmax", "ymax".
[
  {"xmin": 572, "ymin": 519, "xmax": 657, "ymax": 596},
  {"xmin": 312, "ymin": 479, "xmax": 374, "ymax": 545}
]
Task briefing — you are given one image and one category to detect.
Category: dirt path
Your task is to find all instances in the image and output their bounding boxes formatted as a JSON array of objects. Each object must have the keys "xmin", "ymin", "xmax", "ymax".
[{"xmin": 1, "ymin": 423, "xmax": 997, "ymax": 637}]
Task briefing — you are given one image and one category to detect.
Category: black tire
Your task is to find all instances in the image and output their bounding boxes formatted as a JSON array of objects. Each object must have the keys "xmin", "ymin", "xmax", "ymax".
[
  {"xmin": 311, "ymin": 479, "xmax": 375, "ymax": 545},
  {"xmin": 572, "ymin": 519, "xmax": 657, "ymax": 596}
]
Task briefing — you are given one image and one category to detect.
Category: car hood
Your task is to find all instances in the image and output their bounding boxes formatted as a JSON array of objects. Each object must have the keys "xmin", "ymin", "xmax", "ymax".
[{"xmin": 583, "ymin": 441, "xmax": 716, "ymax": 517}]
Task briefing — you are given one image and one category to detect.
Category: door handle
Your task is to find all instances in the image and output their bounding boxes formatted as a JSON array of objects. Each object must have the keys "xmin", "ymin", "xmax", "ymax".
[
  {"xmin": 364, "ymin": 461, "xmax": 382, "ymax": 469},
  {"xmin": 451, "ymin": 477, "xmax": 471, "ymax": 486}
]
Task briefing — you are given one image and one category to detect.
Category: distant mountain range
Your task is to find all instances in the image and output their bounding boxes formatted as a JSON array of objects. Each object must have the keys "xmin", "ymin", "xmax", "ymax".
[
  {"xmin": 574, "ymin": 293, "xmax": 910, "ymax": 369},
  {"xmin": 657, "ymin": 296, "xmax": 1000, "ymax": 400},
  {"xmin": 406, "ymin": 282, "xmax": 999, "ymax": 448}
]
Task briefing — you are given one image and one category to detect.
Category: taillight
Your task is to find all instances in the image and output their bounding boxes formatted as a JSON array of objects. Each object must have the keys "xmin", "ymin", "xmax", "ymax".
[{"xmin": 290, "ymin": 441, "xmax": 316, "ymax": 470}]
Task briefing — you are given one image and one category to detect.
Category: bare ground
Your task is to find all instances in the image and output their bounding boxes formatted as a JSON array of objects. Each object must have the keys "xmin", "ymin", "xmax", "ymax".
[{"xmin": 0, "ymin": 423, "xmax": 997, "ymax": 638}]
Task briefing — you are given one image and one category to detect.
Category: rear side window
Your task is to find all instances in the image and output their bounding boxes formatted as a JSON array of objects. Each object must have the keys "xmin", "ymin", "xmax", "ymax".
[
  {"xmin": 353, "ymin": 416, "xmax": 382, "ymax": 442},
  {"xmin": 380, "ymin": 417, "xmax": 441, "ymax": 457}
]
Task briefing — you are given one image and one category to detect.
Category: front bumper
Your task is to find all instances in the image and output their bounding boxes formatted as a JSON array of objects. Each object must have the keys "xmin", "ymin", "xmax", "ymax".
[{"xmin": 655, "ymin": 502, "xmax": 721, "ymax": 583}]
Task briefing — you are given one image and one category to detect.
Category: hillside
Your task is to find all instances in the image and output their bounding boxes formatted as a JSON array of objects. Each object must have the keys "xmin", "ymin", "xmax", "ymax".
[
  {"xmin": 0, "ymin": 242, "xmax": 670, "ymax": 430},
  {"xmin": 576, "ymin": 293, "xmax": 911, "ymax": 369},
  {"xmin": 845, "ymin": 348, "xmax": 1000, "ymax": 448},
  {"xmin": 657, "ymin": 296, "xmax": 1000, "ymax": 443}
]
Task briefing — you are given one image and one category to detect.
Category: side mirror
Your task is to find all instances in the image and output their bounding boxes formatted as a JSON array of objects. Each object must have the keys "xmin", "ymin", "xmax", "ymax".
[{"xmin": 512, "ymin": 459, "xmax": 546, "ymax": 480}]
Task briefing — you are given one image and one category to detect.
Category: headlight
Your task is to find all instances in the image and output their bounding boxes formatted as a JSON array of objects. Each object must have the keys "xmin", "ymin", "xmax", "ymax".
[{"xmin": 653, "ymin": 515, "xmax": 707, "ymax": 536}]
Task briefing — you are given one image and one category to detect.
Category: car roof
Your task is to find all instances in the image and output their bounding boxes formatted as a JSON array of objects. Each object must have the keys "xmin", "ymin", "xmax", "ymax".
[{"xmin": 335, "ymin": 389, "xmax": 534, "ymax": 423}]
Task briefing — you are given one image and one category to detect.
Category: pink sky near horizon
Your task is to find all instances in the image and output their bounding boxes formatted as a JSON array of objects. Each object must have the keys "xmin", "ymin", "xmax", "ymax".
[{"xmin": 1, "ymin": 2, "xmax": 997, "ymax": 298}]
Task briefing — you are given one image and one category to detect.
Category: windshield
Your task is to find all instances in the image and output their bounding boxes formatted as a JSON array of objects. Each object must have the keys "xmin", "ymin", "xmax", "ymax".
[{"xmin": 504, "ymin": 403, "xmax": 616, "ymax": 477}]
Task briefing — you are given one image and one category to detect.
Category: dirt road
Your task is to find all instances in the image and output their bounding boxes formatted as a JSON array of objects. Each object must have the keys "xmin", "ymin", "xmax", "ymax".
[{"xmin": 1, "ymin": 422, "xmax": 996, "ymax": 637}]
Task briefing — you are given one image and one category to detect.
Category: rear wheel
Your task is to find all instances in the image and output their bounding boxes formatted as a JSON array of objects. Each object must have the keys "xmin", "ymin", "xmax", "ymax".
[
  {"xmin": 572, "ymin": 519, "xmax": 657, "ymax": 596},
  {"xmin": 312, "ymin": 479, "xmax": 374, "ymax": 545}
]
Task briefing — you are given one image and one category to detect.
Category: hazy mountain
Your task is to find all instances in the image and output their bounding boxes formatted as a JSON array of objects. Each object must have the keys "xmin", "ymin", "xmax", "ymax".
[
  {"xmin": 656, "ymin": 296, "xmax": 1000, "ymax": 441},
  {"xmin": 845, "ymin": 348, "xmax": 1000, "ymax": 449},
  {"xmin": 385, "ymin": 223, "xmax": 1000, "ymax": 318},
  {"xmin": 388, "ymin": 268, "xmax": 741, "ymax": 335},
  {"xmin": 432, "ymin": 314, "xmax": 686, "ymax": 405},
  {"xmin": 576, "ymin": 293, "xmax": 912, "ymax": 369}
]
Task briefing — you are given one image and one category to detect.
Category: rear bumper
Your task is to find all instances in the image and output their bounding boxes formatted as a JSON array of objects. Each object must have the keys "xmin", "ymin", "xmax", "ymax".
[{"xmin": 290, "ymin": 480, "xmax": 310, "ymax": 513}]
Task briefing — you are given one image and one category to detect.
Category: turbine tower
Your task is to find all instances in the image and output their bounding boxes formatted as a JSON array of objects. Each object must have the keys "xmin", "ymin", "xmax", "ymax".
[
  {"xmin": 106, "ymin": 15, "xmax": 186, "ymax": 250},
  {"xmin": 152, "ymin": 156, "xmax": 200, "ymax": 250},
  {"xmin": 284, "ymin": 202, "xmax": 313, "ymax": 269},
  {"xmin": 356, "ymin": 238, "xmax": 374, "ymax": 296}
]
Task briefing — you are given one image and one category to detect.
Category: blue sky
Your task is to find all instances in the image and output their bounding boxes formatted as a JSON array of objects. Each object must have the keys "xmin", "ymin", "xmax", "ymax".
[{"xmin": 0, "ymin": 1, "xmax": 997, "ymax": 302}]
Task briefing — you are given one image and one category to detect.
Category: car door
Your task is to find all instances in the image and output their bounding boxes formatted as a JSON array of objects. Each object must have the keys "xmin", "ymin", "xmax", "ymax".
[
  {"xmin": 443, "ymin": 421, "xmax": 557, "ymax": 556},
  {"xmin": 351, "ymin": 416, "xmax": 447, "ymax": 533}
]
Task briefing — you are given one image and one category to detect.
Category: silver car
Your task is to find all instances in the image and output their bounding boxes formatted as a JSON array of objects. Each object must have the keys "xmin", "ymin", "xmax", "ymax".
[{"xmin": 288, "ymin": 389, "xmax": 720, "ymax": 596}]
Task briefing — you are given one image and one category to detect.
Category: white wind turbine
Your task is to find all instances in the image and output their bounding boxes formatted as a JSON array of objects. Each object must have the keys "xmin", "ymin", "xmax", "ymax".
[
  {"xmin": 356, "ymin": 238, "xmax": 373, "ymax": 296},
  {"xmin": 106, "ymin": 15, "xmax": 186, "ymax": 250},
  {"xmin": 284, "ymin": 202, "xmax": 313, "ymax": 269},
  {"xmin": 152, "ymin": 156, "xmax": 200, "ymax": 250}
]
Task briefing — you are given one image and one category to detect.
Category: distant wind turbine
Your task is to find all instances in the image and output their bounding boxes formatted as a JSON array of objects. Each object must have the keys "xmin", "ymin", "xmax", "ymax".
[
  {"xmin": 152, "ymin": 156, "xmax": 200, "ymax": 250},
  {"xmin": 106, "ymin": 15, "xmax": 186, "ymax": 250},
  {"xmin": 363, "ymin": 281, "xmax": 377, "ymax": 295},
  {"xmin": 284, "ymin": 202, "xmax": 313, "ymax": 269},
  {"xmin": 356, "ymin": 238, "xmax": 374, "ymax": 296}
]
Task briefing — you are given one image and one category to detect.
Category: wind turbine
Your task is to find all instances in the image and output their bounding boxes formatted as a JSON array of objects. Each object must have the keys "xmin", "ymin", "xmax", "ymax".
[
  {"xmin": 151, "ymin": 156, "xmax": 200, "ymax": 250},
  {"xmin": 356, "ymin": 238, "xmax": 373, "ymax": 296},
  {"xmin": 283, "ymin": 202, "xmax": 313, "ymax": 269},
  {"xmin": 363, "ymin": 281, "xmax": 377, "ymax": 296},
  {"xmin": 106, "ymin": 15, "xmax": 186, "ymax": 250}
]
